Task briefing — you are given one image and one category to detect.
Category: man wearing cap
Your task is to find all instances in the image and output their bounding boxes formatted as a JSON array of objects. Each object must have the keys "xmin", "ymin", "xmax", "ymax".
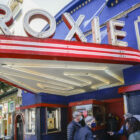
[
  {"xmin": 108, "ymin": 113, "xmax": 133, "ymax": 139},
  {"xmin": 75, "ymin": 116, "xmax": 96, "ymax": 140},
  {"xmin": 67, "ymin": 111, "xmax": 82, "ymax": 140}
]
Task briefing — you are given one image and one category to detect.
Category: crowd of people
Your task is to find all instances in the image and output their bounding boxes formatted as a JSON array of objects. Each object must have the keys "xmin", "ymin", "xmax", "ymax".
[
  {"xmin": 67, "ymin": 111, "xmax": 96, "ymax": 140},
  {"xmin": 67, "ymin": 111, "xmax": 140, "ymax": 140},
  {"xmin": 107, "ymin": 113, "xmax": 140, "ymax": 140}
]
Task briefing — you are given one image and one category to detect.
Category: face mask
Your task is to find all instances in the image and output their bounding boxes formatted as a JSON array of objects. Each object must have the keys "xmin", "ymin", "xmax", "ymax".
[
  {"xmin": 126, "ymin": 125, "xmax": 129, "ymax": 130},
  {"xmin": 91, "ymin": 122, "xmax": 96, "ymax": 128},
  {"xmin": 80, "ymin": 116, "xmax": 83, "ymax": 121}
]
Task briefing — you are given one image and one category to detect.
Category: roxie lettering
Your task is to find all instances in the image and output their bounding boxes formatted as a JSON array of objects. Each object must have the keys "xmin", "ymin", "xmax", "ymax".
[{"xmin": 0, "ymin": 4, "xmax": 140, "ymax": 48}]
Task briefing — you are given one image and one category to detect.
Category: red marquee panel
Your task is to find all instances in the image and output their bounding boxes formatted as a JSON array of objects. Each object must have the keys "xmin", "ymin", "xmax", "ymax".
[
  {"xmin": 0, "ymin": 35, "xmax": 140, "ymax": 65},
  {"xmin": 118, "ymin": 84, "xmax": 140, "ymax": 94}
]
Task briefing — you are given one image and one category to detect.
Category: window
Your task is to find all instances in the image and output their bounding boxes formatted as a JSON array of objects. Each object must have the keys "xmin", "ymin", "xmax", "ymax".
[
  {"xmin": 25, "ymin": 108, "xmax": 36, "ymax": 134},
  {"xmin": 72, "ymin": 104, "xmax": 93, "ymax": 117},
  {"xmin": 8, "ymin": 101, "xmax": 15, "ymax": 113},
  {"xmin": 46, "ymin": 107, "xmax": 61, "ymax": 133},
  {"xmin": 93, "ymin": 105, "xmax": 105, "ymax": 126},
  {"xmin": 72, "ymin": 104, "xmax": 105, "ymax": 126},
  {"xmin": 127, "ymin": 93, "xmax": 140, "ymax": 115}
]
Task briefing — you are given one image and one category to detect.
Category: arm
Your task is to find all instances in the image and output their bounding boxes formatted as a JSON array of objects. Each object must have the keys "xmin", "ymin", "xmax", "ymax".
[
  {"xmin": 86, "ymin": 132, "xmax": 94, "ymax": 140},
  {"xmin": 108, "ymin": 125, "xmax": 124, "ymax": 136},
  {"xmin": 114, "ymin": 125, "xmax": 124, "ymax": 136},
  {"xmin": 67, "ymin": 123, "xmax": 75, "ymax": 140}
]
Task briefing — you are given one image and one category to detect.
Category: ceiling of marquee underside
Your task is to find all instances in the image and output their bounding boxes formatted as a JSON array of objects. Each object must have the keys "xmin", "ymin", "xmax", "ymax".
[{"xmin": 0, "ymin": 58, "xmax": 131, "ymax": 96}]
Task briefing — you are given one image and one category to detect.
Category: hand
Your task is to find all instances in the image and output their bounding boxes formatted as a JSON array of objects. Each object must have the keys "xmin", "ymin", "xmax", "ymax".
[{"xmin": 107, "ymin": 131, "xmax": 114, "ymax": 136}]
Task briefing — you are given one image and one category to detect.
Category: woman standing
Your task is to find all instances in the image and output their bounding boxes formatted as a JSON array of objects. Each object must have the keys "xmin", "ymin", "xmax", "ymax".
[{"xmin": 125, "ymin": 117, "xmax": 140, "ymax": 140}]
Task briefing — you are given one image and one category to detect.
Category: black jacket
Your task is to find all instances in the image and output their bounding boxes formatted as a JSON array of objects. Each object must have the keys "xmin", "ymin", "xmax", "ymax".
[
  {"xmin": 75, "ymin": 125, "xmax": 94, "ymax": 140},
  {"xmin": 67, "ymin": 120, "xmax": 81, "ymax": 140},
  {"xmin": 79, "ymin": 116, "xmax": 85, "ymax": 127}
]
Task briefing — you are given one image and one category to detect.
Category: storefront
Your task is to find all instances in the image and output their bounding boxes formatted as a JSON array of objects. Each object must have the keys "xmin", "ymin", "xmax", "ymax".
[
  {"xmin": 0, "ymin": 89, "xmax": 21, "ymax": 139},
  {"xmin": 0, "ymin": 0, "xmax": 140, "ymax": 140}
]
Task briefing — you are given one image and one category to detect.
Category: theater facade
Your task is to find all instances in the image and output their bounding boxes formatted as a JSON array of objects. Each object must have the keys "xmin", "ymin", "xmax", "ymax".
[{"xmin": 0, "ymin": 0, "xmax": 140, "ymax": 140}]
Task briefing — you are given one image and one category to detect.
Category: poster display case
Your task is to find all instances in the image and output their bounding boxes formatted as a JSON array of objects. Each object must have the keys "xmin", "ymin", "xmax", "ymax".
[{"xmin": 46, "ymin": 107, "xmax": 61, "ymax": 133}]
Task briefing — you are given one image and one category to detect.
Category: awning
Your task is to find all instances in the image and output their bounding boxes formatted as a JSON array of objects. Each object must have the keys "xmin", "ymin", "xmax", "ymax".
[{"xmin": 0, "ymin": 35, "xmax": 140, "ymax": 96}]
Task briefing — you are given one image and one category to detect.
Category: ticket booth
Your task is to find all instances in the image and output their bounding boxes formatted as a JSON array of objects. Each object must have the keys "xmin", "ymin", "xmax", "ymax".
[{"xmin": 16, "ymin": 91, "xmax": 68, "ymax": 140}]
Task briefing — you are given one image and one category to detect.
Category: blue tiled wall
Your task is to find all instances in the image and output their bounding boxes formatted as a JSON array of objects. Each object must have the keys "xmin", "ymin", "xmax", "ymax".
[
  {"xmin": 67, "ymin": 86, "xmax": 122, "ymax": 103},
  {"xmin": 123, "ymin": 65, "xmax": 140, "ymax": 85},
  {"xmin": 22, "ymin": 86, "xmax": 122, "ymax": 106},
  {"xmin": 22, "ymin": 92, "xmax": 67, "ymax": 106},
  {"xmin": 22, "ymin": 91, "xmax": 41, "ymax": 106},
  {"xmin": 40, "ymin": 93, "xmax": 67, "ymax": 105},
  {"xmin": 52, "ymin": 0, "xmax": 140, "ymax": 50}
]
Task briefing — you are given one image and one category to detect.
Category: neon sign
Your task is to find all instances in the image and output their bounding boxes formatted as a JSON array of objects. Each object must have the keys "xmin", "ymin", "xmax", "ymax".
[{"xmin": 0, "ymin": 4, "xmax": 140, "ymax": 48}]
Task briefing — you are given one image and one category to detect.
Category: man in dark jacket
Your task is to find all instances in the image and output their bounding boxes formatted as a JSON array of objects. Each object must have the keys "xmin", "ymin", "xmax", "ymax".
[
  {"xmin": 75, "ymin": 116, "xmax": 96, "ymax": 140},
  {"xmin": 67, "ymin": 111, "xmax": 82, "ymax": 140}
]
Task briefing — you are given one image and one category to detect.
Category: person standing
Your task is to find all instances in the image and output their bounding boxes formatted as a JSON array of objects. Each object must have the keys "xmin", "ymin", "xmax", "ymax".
[
  {"xmin": 125, "ymin": 117, "xmax": 140, "ymax": 140},
  {"xmin": 75, "ymin": 116, "xmax": 96, "ymax": 140},
  {"xmin": 67, "ymin": 111, "xmax": 82, "ymax": 140},
  {"xmin": 108, "ymin": 113, "xmax": 133, "ymax": 139}
]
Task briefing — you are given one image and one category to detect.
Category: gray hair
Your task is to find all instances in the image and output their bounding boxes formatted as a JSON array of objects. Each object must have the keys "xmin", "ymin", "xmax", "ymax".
[
  {"xmin": 124, "ymin": 113, "xmax": 133, "ymax": 119},
  {"xmin": 72, "ymin": 111, "xmax": 80, "ymax": 118},
  {"xmin": 85, "ymin": 116, "xmax": 95, "ymax": 123}
]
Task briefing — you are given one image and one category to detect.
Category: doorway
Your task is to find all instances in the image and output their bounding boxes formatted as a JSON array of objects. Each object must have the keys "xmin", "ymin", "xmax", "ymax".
[{"xmin": 15, "ymin": 114, "xmax": 24, "ymax": 140}]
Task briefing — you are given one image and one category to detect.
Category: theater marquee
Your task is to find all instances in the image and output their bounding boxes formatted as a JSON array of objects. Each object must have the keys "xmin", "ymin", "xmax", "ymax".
[{"xmin": 0, "ymin": 2, "xmax": 140, "ymax": 95}]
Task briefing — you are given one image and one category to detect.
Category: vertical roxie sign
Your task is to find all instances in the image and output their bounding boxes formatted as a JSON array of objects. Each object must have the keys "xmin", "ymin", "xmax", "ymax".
[{"xmin": 0, "ymin": 4, "xmax": 139, "ymax": 48}]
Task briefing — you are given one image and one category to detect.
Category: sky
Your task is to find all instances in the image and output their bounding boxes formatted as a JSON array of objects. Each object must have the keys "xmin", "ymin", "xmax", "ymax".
[{"xmin": 0, "ymin": 0, "xmax": 72, "ymax": 36}]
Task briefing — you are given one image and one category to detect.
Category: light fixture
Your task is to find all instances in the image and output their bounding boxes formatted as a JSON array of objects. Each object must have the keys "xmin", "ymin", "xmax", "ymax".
[
  {"xmin": 3, "ymin": 66, "xmax": 81, "ymax": 86},
  {"xmin": 64, "ymin": 73, "xmax": 92, "ymax": 87},
  {"xmin": 91, "ymin": 83, "xmax": 109, "ymax": 90},
  {"xmin": 42, "ymin": 88, "xmax": 85, "ymax": 96},
  {"xmin": 37, "ymin": 83, "xmax": 74, "ymax": 91},
  {"xmin": 98, "ymin": 82, "xmax": 123, "ymax": 89},
  {"xmin": 2, "ymin": 63, "xmax": 107, "ymax": 71},
  {"xmin": 0, "ymin": 75, "xmax": 40, "ymax": 93},
  {"xmin": 105, "ymin": 69, "xmax": 124, "ymax": 83},
  {"xmin": 64, "ymin": 72, "xmax": 110, "ymax": 84},
  {"xmin": 0, "ymin": 71, "xmax": 75, "ymax": 90}
]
